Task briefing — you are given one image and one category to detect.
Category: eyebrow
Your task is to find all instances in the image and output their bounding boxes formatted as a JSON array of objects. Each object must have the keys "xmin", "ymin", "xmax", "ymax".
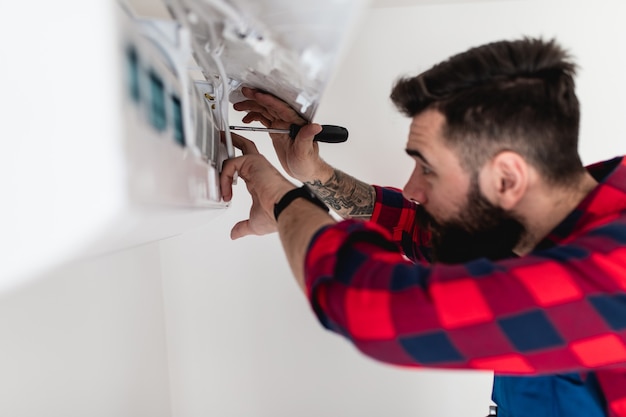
[{"xmin": 405, "ymin": 148, "xmax": 431, "ymax": 166}]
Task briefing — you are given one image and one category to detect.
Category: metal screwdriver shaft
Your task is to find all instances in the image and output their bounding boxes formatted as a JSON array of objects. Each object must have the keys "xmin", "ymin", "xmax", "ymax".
[{"xmin": 229, "ymin": 124, "xmax": 348, "ymax": 143}]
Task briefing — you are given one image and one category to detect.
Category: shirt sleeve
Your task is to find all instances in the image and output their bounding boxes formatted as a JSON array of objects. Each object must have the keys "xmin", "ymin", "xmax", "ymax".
[
  {"xmin": 370, "ymin": 185, "xmax": 432, "ymax": 263},
  {"xmin": 304, "ymin": 213, "xmax": 626, "ymax": 375}
]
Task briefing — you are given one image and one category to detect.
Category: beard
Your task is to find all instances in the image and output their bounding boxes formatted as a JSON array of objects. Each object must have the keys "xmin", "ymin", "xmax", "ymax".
[{"xmin": 418, "ymin": 180, "xmax": 526, "ymax": 264}]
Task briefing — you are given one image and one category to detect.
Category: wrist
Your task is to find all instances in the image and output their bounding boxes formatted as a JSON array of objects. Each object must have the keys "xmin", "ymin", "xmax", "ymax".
[
  {"xmin": 274, "ymin": 185, "xmax": 330, "ymax": 221},
  {"xmin": 272, "ymin": 183, "xmax": 298, "ymax": 209},
  {"xmin": 301, "ymin": 160, "xmax": 334, "ymax": 185}
]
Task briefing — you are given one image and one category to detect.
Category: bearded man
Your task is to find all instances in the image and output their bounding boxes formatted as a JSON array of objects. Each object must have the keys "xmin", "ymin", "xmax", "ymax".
[{"xmin": 220, "ymin": 38, "xmax": 626, "ymax": 417}]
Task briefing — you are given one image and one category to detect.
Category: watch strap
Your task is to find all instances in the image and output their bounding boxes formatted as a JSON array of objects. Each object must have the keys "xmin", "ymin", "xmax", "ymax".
[{"xmin": 274, "ymin": 185, "xmax": 329, "ymax": 221}]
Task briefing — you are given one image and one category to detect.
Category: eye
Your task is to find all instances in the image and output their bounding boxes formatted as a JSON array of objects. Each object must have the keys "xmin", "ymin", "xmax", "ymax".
[{"xmin": 421, "ymin": 165, "xmax": 433, "ymax": 176}]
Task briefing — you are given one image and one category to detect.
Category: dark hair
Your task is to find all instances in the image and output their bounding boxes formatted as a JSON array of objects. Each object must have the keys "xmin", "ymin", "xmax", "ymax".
[{"xmin": 390, "ymin": 37, "xmax": 584, "ymax": 185}]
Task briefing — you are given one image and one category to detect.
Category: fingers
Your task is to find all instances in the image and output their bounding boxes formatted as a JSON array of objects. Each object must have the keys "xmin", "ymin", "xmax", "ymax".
[
  {"xmin": 233, "ymin": 99, "xmax": 264, "ymax": 112},
  {"xmin": 240, "ymin": 86, "xmax": 259, "ymax": 99},
  {"xmin": 220, "ymin": 131, "xmax": 259, "ymax": 157},
  {"xmin": 239, "ymin": 87, "xmax": 307, "ymax": 125},
  {"xmin": 227, "ymin": 132, "xmax": 259, "ymax": 155},
  {"xmin": 234, "ymin": 100, "xmax": 274, "ymax": 122},
  {"xmin": 220, "ymin": 155, "xmax": 244, "ymax": 202},
  {"xmin": 254, "ymin": 91, "xmax": 306, "ymax": 123},
  {"xmin": 220, "ymin": 153, "xmax": 273, "ymax": 201},
  {"xmin": 241, "ymin": 112, "xmax": 273, "ymax": 127}
]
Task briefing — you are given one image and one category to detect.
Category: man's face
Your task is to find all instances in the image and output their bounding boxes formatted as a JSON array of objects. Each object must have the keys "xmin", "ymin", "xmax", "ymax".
[{"xmin": 403, "ymin": 109, "xmax": 525, "ymax": 263}]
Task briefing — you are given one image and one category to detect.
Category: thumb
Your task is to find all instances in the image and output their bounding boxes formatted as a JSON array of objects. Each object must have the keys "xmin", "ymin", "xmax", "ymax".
[
  {"xmin": 293, "ymin": 123, "xmax": 323, "ymax": 147},
  {"xmin": 230, "ymin": 219, "xmax": 253, "ymax": 240}
]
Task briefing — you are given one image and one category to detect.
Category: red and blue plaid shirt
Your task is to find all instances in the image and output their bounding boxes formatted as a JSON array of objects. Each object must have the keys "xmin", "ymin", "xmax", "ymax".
[{"xmin": 304, "ymin": 156, "xmax": 626, "ymax": 416}]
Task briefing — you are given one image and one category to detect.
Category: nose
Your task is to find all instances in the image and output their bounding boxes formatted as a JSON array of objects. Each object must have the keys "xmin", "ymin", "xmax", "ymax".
[{"xmin": 402, "ymin": 168, "xmax": 428, "ymax": 205}]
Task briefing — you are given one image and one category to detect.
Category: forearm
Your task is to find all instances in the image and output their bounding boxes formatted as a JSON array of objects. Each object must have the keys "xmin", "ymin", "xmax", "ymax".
[
  {"xmin": 277, "ymin": 199, "xmax": 336, "ymax": 292},
  {"xmin": 304, "ymin": 168, "xmax": 376, "ymax": 220}
]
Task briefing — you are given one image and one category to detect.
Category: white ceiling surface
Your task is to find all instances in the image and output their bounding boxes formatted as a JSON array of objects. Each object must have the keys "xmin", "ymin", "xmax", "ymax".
[
  {"xmin": 127, "ymin": 0, "xmax": 517, "ymax": 18},
  {"xmin": 371, "ymin": 0, "xmax": 517, "ymax": 6}
]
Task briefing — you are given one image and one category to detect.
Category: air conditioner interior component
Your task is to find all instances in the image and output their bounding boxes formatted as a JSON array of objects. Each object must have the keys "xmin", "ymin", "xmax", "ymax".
[
  {"xmin": 164, "ymin": 0, "xmax": 366, "ymax": 120},
  {"xmin": 1, "ymin": 0, "xmax": 365, "ymax": 291}
]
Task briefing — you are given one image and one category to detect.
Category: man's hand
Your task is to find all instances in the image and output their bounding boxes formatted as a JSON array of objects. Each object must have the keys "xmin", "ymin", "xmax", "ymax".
[
  {"xmin": 233, "ymin": 87, "xmax": 333, "ymax": 183},
  {"xmin": 221, "ymin": 133, "xmax": 296, "ymax": 239},
  {"xmin": 221, "ymin": 131, "xmax": 336, "ymax": 289}
]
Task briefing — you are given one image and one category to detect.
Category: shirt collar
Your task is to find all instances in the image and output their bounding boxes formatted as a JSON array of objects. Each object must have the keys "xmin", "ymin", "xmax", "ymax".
[{"xmin": 535, "ymin": 156, "xmax": 626, "ymax": 249}]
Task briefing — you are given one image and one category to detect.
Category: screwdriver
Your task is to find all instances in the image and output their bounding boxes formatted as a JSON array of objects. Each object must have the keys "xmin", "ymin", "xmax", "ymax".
[{"xmin": 229, "ymin": 124, "xmax": 348, "ymax": 143}]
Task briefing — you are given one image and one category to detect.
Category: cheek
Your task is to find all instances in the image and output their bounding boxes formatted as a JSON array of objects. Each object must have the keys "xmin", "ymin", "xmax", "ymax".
[{"xmin": 427, "ymin": 183, "xmax": 467, "ymax": 222}]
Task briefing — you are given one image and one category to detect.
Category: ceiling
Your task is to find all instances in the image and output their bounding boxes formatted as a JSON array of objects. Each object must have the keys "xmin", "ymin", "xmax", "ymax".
[
  {"xmin": 370, "ymin": 0, "xmax": 510, "ymax": 6},
  {"xmin": 126, "ymin": 0, "xmax": 514, "ymax": 18}
]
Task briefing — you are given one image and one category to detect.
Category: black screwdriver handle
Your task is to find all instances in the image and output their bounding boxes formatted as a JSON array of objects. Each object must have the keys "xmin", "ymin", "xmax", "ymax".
[{"xmin": 288, "ymin": 124, "xmax": 349, "ymax": 143}]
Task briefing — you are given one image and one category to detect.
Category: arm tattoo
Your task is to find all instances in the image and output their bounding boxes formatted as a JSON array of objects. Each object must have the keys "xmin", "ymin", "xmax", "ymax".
[{"xmin": 305, "ymin": 169, "xmax": 376, "ymax": 219}]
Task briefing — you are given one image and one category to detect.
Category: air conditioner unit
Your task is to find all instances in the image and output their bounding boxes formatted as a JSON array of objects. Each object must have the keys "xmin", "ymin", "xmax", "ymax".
[{"xmin": 0, "ymin": 0, "xmax": 365, "ymax": 291}]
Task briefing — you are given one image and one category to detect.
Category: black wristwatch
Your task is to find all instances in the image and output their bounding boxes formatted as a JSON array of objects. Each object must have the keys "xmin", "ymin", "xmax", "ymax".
[{"xmin": 274, "ymin": 185, "xmax": 329, "ymax": 221}]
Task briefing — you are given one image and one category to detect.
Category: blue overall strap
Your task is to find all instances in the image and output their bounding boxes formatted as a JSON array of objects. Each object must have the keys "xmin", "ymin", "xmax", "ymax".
[{"xmin": 492, "ymin": 373, "xmax": 607, "ymax": 417}]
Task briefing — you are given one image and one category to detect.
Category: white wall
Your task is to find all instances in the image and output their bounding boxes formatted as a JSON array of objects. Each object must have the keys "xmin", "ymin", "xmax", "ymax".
[
  {"xmin": 159, "ymin": 195, "xmax": 491, "ymax": 417},
  {"xmin": 160, "ymin": 1, "xmax": 626, "ymax": 416},
  {"xmin": 0, "ymin": 243, "xmax": 172, "ymax": 417}
]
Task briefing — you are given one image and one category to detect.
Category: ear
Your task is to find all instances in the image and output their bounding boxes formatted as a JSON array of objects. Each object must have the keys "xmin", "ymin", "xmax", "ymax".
[{"xmin": 479, "ymin": 151, "xmax": 529, "ymax": 210}]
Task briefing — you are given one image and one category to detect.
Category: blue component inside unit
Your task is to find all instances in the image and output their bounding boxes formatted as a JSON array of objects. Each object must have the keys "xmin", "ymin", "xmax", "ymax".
[
  {"xmin": 171, "ymin": 95, "xmax": 185, "ymax": 147},
  {"xmin": 148, "ymin": 71, "xmax": 167, "ymax": 132},
  {"xmin": 125, "ymin": 47, "xmax": 141, "ymax": 103}
]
